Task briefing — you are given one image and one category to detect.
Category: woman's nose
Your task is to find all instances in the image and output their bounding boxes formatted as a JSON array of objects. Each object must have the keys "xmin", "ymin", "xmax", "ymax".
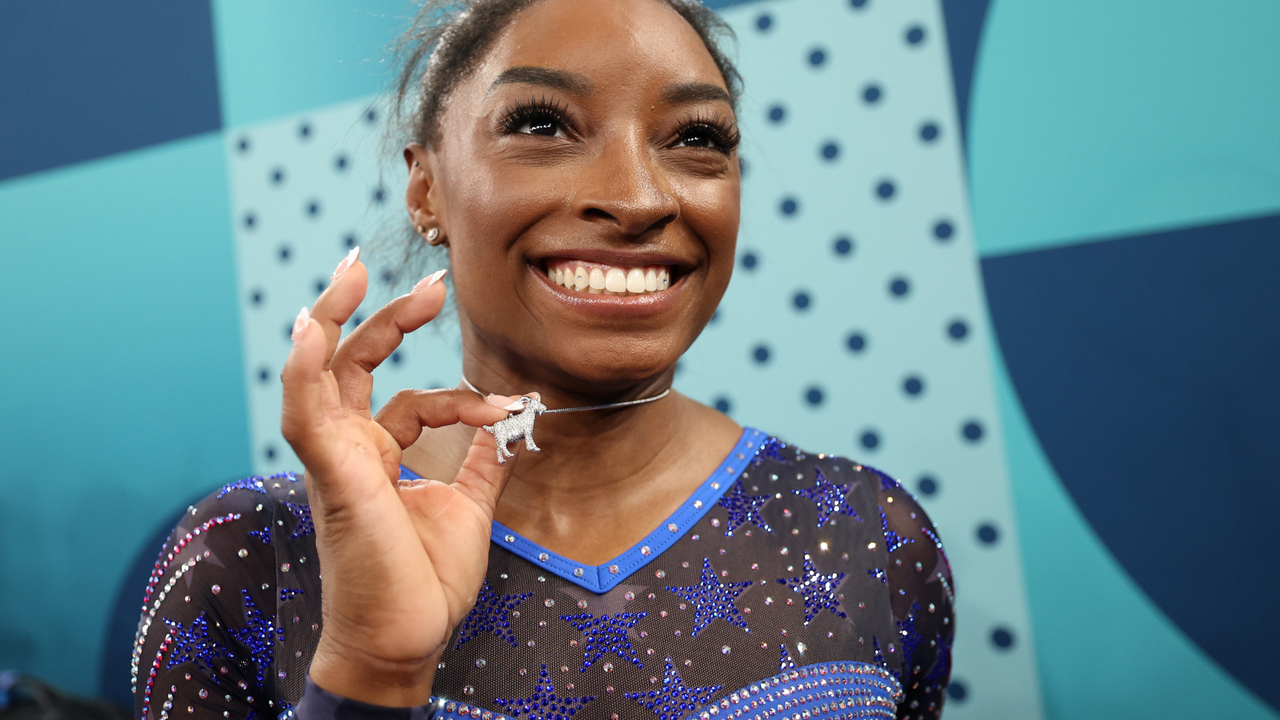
[{"xmin": 572, "ymin": 137, "xmax": 679, "ymax": 237}]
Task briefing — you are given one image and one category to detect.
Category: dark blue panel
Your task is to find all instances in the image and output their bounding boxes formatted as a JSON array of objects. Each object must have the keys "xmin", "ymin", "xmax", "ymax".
[
  {"xmin": 0, "ymin": 1, "xmax": 221, "ymax": 180},
  {"xmin": 983, "ymin": 214, "xmax": 1280, "ymax": 712},
  {"xmin": 939, "ymin": 0, "xmax": 989, "ymax": 145}
]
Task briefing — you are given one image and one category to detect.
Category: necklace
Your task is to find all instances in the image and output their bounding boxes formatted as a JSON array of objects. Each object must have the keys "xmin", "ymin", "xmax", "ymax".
[{"xmin": 460, "ymin": 375, "xmax": 671, "ymax": 463}]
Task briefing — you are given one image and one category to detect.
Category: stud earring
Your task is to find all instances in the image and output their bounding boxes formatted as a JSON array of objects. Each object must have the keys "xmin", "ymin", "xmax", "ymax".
[
  {"xmin": 417, "ymin": 225, "xmax": 426, "ymax": 233},
  {"xmin": 426, "ymin": 227, "xmax": 441, "ymax": 244}
]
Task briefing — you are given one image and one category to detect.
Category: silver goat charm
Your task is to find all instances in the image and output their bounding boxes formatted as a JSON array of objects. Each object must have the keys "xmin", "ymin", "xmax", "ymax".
[{"xmin": 484, "ymin": 396, "xmax": 548, "ymax": 464}]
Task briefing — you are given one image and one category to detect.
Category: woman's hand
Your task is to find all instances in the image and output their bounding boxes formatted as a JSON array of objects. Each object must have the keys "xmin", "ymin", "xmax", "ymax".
[{"xmin": 281, "ymin": 249, "xmax": 519, "ymax": 707}]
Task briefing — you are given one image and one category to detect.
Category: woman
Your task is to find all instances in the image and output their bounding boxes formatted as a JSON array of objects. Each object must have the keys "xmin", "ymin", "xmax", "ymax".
[{"xmin": 131, "ymin": 0, "xmax": 954, "ymax": 718}]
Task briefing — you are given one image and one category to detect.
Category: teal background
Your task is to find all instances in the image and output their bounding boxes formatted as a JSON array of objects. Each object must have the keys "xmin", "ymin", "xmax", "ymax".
[{"xmin": 1, "ymin": 0, "xmax": 1277, "ymax": 718}]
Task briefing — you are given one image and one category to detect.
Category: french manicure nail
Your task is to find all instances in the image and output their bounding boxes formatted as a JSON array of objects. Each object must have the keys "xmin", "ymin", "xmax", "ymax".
[
  {"xmin": 412, "ymin": 268, "xmax": 448, "ymax": 293},
  {"xmin": 331, "ymin": 246, "xmax": 360, "ymax": 281},
  {"xmin": 291, "ymin": 307, "xmax": 311, "ymax": 342},
  {"xmin": 485, "ymin": 393, "xmax": 524, "ymax": 411}
]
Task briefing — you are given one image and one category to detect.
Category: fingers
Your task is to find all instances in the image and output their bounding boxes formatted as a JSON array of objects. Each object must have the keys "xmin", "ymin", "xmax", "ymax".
[
  {"xmin": 280, "ymin": 309, "xmax": 342, "ymax": 467},
  {"xmin": 310, "ymin": 247, "xmax": 369, "ymax": 371},
  {"xmin": 331, "ymin": 270, "xmax": 449, "ymax": 414},
  {"xmin": 450, "ymin": 426, "xmax": 519, "ymax": 514},
  {"xmin": 374, "ymin": 388, "xmax": 514, "ymax": 450}
]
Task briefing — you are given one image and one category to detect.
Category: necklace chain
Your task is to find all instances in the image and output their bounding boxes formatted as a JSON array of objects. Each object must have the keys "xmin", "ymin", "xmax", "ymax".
[{"xmin": 459, "ymin": 375, "xmax": 670, "ymax": 414}]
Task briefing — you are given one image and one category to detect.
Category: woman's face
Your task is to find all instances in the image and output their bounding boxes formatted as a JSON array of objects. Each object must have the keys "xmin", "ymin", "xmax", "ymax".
[{"xmin": 411, "ymin": 0, "xmax": 740, "ymax": 392}]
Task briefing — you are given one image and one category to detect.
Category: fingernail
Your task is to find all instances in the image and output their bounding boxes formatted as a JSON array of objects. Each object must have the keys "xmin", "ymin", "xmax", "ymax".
[
  {"xmin": 485, "ymin": 393, "xmax": 525, "ymax": 411},
  {"xmin": 412, "ymin": 268, "xmax": 448, "ymax": 293},
  {"xmin": 291, "ymin": 307, "xmax": 311, "ymax": 342},
  {"xmin": 331, "ymin": 246, "xmax": 360, "ymax": 281}
]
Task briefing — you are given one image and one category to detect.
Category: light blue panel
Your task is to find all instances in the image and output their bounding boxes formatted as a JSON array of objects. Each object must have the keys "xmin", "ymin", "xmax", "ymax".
[
  {"xmin": 968, "ymin": 0, "xmax": 1280, "ymax": 257},
  {"xmin": 212, "ymin": 0, "xmax": 408, "ymax": 127},
  {"xmin": 0, "ymin": 134, "xmax": 251, "ymax": 695},
  {"xmin": 992, "ymin": 349, "xmax": 1278, "ymax": 719}
]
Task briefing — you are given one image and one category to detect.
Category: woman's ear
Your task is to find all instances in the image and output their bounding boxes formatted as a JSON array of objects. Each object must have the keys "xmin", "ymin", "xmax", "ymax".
[{"xmin": 404, "ymin": 143, "xmax": 447, "ymax": 245}]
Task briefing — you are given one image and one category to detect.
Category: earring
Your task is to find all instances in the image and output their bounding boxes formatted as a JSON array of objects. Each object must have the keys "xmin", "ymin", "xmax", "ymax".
[
  {"xmin": 426, "ymin": 227, "xmax": 441, "ymax": 245},
  {"xmin": 416, "ymin": 225, "xmax": 425, "ymax": 233}
]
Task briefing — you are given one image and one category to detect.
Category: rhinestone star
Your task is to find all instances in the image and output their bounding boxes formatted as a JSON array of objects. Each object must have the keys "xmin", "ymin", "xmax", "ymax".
[
  {"xmin": 777, "ymin": 553, "xmax": 847, "ymax": 625},
  {"xmin": 867, "ymin": 465, "xmax": 901, "ymax": 491},
  {"xmin": 666, "ymin": 558, "xmax": 753, "ymax": 636},
  {"xmin": 779, "ymin": 643, "xmax": 796, "ymax": 671},
  {"xmin": 228, "ymin": 590, "xmax": 276, "ymax": 686},
  {"xmin": 454, "ymin": 579, "xmax": 533, "ymax": 649},
  {"xmin": 750, "ymin": 436, "xmax": 791, "ymax": 466},
  {"xmin": 282, "ymin": 501, "xmax": 313, "ymax": 539},
  {"xmin": 494, "ymin": 664, "xmax": 595, "ymax": 719},
  {"xmin": 216, "ymin": 477, "xmax": 266, "ymax": 499},
  {"xmin": 624, "ymin": 658, "xmax": 721, "ymax": 719},
  {"xmin": 561, "ymin": 612, "xmax": 648, "ymax": 671},
  {"xmin": 898, "ymin": 601, "xmax": 924, "ymax": 676},
  {"xmin": 792, "ymin": 466, "xmax": 859, "ymax": 526},
  {"xmin": 717, "ymin": 478, "xmax": 772, "ymax": 536},
  {"xmin": 880, "ymin": 507, "xmax": 915, "ymax": 553},
  {"xmin": 164, "ymin": 612, "xmax": 228, "ymax": 678}
]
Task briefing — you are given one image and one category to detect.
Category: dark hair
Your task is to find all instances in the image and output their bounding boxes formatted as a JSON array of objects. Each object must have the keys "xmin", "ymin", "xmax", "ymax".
[{"xmin": 373, "ymin": 0, "xmax": 741, "ymax": 292}]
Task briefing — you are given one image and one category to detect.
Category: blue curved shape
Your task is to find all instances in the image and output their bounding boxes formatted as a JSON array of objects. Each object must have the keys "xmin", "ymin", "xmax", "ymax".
[{"xmin": 981, "ymin": 213, "xmax": 1280, "ymax": 711}]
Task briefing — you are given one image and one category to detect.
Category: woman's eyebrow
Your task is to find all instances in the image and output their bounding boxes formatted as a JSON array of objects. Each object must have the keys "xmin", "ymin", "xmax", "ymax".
[
  {"xmin": 662, "ymin": 81, "xmax": 731, "ymax": 106},
  {"xmin": 487, "ymin": 66, "xmax": 595, "ymax": 96}
]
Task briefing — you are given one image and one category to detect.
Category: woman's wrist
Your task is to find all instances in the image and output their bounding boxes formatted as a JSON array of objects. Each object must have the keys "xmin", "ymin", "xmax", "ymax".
[{"xmin": 308, "ymin": 634, "xmax": 439, "ymax": 708}]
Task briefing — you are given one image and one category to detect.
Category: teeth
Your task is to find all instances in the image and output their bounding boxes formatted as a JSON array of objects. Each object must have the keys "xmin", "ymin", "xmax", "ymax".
[{"xmin": 545, "ymin": 259, "xmax": 676, "ymax": 296}]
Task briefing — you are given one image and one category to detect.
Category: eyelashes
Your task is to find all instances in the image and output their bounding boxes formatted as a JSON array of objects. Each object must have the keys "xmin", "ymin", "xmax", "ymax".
[{"xmin": 497, "ymin": 97, "xmax": 740, "ymax": 154}]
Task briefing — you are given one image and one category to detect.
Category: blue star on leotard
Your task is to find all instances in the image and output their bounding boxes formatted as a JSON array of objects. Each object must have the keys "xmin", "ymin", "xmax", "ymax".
[
  {"xmin": 164, "ymin": 612, "xmax": 228, "ymax": 678},
  {"xmin": 561, "ymin": 612, "xmax": 648, "ymax": 670},
  {"xmin": 717, "ymin": 478, "xmax": 773, "ymax": 536},
  {"xmin": 750, "ymin": 436, "xmax": 791, "ymax": 466},
  {"xmin": 898, "ymin": 601, "xmax": 924, "ymax": 676},
  {"xmin": 493, "ymin": 664, "xmax": 595, "ymax": 719},
  {"xmin": 228, "ymin": 590, "xmax": 276, "ymax": 686},
  {"xmin": 880, "ymin": 507, "xmax": 916, "ymax": 553},
  {"xmin": 217, "ymin": 477, "xmax": 266, "ymax": 499},
  {"xmin": 792, "ymin": 466, "xmax": 860, "ymax": 526},
  {"xmin": 666, "ymin": 558, "xmax": 753, "ymax": 636},
  {"xmin": 624, "ymin": 658, "xmax": 721, "ymax": 719},
  {"xmin": 282, "ymin": 502, "xmax": 313, "ymax": 539},
  {"xmin": 777, "ymin": 553, "xmax": 847, "ymax": 625},
  {"xmin": 454, "ymin": 579, "xmax": 532, "ymax": 649}
]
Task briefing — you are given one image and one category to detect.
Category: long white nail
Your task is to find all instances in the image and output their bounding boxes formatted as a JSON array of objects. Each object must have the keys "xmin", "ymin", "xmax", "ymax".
[
  {"xmin": 413, "ymin": 268, "xmax": 448, "ymax": 293},
  {"xmin": 291, "ymin": 307, "xmax": 311, "ymax": 342},
  {"xmin": 331, "ymin": 246, "xmax": 360, "ymax": 281}
]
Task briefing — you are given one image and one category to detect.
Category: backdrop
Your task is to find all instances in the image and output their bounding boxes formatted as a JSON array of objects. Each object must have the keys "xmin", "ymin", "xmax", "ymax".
[{"xmin": 1, "ymin": 1, "xmax": 1276, "ymax": 719}]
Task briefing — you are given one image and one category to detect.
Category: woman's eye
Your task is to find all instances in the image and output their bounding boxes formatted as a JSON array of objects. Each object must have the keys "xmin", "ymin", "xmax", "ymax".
[
  {"xmin": 675, "ymin": 126, "xmax": 721, "ymax": 150},
  {"xmin": 515, "ymin": 114, "xmax": 566, "ymax": 138}
]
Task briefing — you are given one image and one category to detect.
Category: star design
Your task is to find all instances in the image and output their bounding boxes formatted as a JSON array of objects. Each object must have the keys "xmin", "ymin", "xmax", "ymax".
[
  {"xmin": 867, "ymin": 465, "xmax": 900, "ymax": 491},
  {"xmin": 750, "ymin": 436, "xmax": 791, "ymax": 467},
  {"xmin": 217, "ymin": 477, "xmax": 266, "ymax": 499},
  {"xmin": 717, "ymin": 478, "xmax": 773, "ymax": 535},
  {"xmin": 561, "ymin": 612, "xmax": 648, "ymax": 670},
  {"xmin": 792, "ymin": 466, "xmax": 859, "ymax": 526},
  {"xmin": 282, "ymin": 502, "xmax": 313, "ymax": 539},
  {"xmin": 666, "ymin": 558, "xmax": 753, "ymax": 636},
  {"xmin": 777, "ymin": 553, "xmax": 847, "ymax": 625},
  {"xmin": 494, "ymin": 664, "xmax": 595, "ymax": 719},
  {"xmin": 279, "ymin": 588, "xmax": 304, "ymax": 602},
  {"xmin": 248, "ymin": 526, "xmax": 271, "ymax": 544},
  {"xmin": 624, "ymin": 658, "xmax": 721, "ymax": 718},
  {"xmin": 228, "ymin": 590, "xmax": 277, "ymax": 686},
  {"xmin": 897, "ymin": 602, "xmax": 924, "ymax": 676},
  {"xmin": 779, "ymin": 643, "xmax": 795, "ymax": 671},
  {"xmin": 454, "ymin": 579, "xmax": 532, "ymax": 649},
  {"xmin": 880, "ymin": 507, "xmax": 915, "ymax": 554},
  {"xmin": 164, "ymin": 612, "xmax": 228, "ymax": 678}
]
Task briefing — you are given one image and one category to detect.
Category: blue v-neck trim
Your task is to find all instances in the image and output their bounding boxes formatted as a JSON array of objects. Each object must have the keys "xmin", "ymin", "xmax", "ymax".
[{"xmin": 399, "ymin": 427, "xmax": 765, "ymax": 594}]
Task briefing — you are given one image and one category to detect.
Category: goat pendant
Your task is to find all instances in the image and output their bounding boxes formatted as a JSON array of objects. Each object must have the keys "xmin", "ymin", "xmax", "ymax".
[{"xmin": 484, "ymin": 396, "xmax": 548, "ymax": 464}]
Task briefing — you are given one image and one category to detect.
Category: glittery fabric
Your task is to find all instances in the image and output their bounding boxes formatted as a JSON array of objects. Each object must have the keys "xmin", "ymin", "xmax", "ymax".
[{"xmin": 133, "ymin": 435, "xmax": 954, "ymax": 720}]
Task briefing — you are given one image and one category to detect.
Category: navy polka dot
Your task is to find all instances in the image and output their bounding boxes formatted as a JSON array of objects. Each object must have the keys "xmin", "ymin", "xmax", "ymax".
[
  {"xmin": 738, "ymin": 156, "xmax": 748, "ymax": 178},
  {"xmin": 977, "ymin": 523, "xmax": 999, "ymax": 545},
  {"xmin": 278, "ymin": 245, "xmax": 292, "ymax": 263},
  {"xmin": 792, "ymin": 291, "xmax": 811, "ymax": 311},
  {"xmin": 257, "ymin": 367, "xmax": 271, "ymax": 384},
  {"xmin": 767, "ymin": 104, "xmax": 786, "ymax": 123},
  {"xmin": 741, "ymin": 251, "xmax": 758, "ymax": 270},
  {"xmin": 755, "ymin": 13, "xmax": 772, "ymax": 31},
  {"xmin": 862, "ymin": 84, "xmax": 882, "ymax": 104},
  {"xmin": 264, "ymin": 446, "xmax": 276, "ymax": 460},
  {"xmin": 948, "ymin": 319, "xmax": 969, "ymax": 340},
  {"xmin": 344, "ymin": 234, "xmax": 357, "ymax": 249},
  {"xmin": 250, "ymin": 289, "xmax": 264, "ymax": 306},
  {"xmin": 933, "ymin": 220, "xmax": 954, "ymax": 240},
  {"xmin": 845, "ymin": 332, "xmax": 866, "ymax": 352},
  {"xmin": 808, "ymin": 48, "xmax": 827, "ymax": 66},
  {"xmin": 805, "ymin": 386, "xmax": 824, "ymax": 405},
  {"xmin": 365, "ymin": 109, "xmax": 378, "ymax": 124},
  {"xmin": 917, "ymin": 476, "xmax": 938, "ymax": 496},
  {"xmin": 298, "ymin": 123, "xmax": 312, "ymax": 139},
  {"xmin": 752, "ymin": 344, "xmax": 771, "ymax": 364},
  {"xmin": 876, "ymin": 180, "xmax": 896, "ymax": 200},
  {"xmin": 381, "ymin": 269, "xmax": 396, "ymax": 285},
  {"xmin": 710, "ymin": 310, "xmax": 721, "ymax": 324},
  {"xmin": 859, "ymin": 430, "xmax": 880, "ymax": 450},
  {"xmin": 306, "ymin": 199, "xmax": 321, "ymax": 217},
  {"xmin": 283, "ymin": 321, "xmax": 294, "ymax": 340},
  {"xmin": 902, "ymin": 375, "xmax": 924, "ymax": 396},
  {"xmin": 351, "ymin": 314, "xmax": 365, "ymax": 327},
  {"xmin": 962, "ymin": 420, "xmax": 985, "ymax": 442},
  {"xmin": 243, "ymin": 212, "xmax": 257, "ymax": 229},
  {"xmin": 889, "ymin": 276, "xmax": 910, "ymax": 297},
  {"xmin": 820, "ymin": 142, "xmax": 839, "ymax": 161},
  {"xmin": 270, "ymin": 167, "xmax": 285, "ymax": 185},
  {"xmin": 905, "ymin": 25, "xmax": 926, "ymax": 45},
  {"xmin": 390, "ymin": 351, "xmax": 403, "ymax": 366},
  {"xmin": 334, "ymin": 155, "xmax": 349, "ymax": 171},
  {"xmin": 946, "ymin": 681, "xmax": 967, "ymax": 702},
  {"xmin": 849, "ymin": 0, "xmax": 868, "ymax": 9},
  {"xmin": 314, "ymin": 279, "xmax": 327, "ymax": 295},
  {"xmin": 919, "ymin": 122, "xmax": 939, "ymax": 142},
  {"xmin": 780, "ymin": 197, "xmax": 798, "ymax": 216},
  {"xmin": 372, "ymin": 186, "xmax": 386, "ymax": 204},
  {"xmin": 833, "ymin": 235, "xmax": 853, "ymax": 256},
  {"xmin": 237, "ymin": 136, "xmax": 251, "ymax": 154},
  {"xmin": 714, "ymin": 397, "xmax": 732, "ymax": 413},
  {"xmin": 991, "ymin": 627, "xmax": 1015, "ymax": 650}
]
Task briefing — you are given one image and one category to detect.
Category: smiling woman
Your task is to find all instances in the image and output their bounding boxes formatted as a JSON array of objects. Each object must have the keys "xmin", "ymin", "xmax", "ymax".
[{"xmin": 130, "ymin": 1, "xmax": 953, "ymax": 719}]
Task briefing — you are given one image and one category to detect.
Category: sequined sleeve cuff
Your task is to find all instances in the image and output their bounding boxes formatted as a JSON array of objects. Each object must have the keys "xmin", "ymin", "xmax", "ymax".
[{"xmin": 290, "ymin": 678, "xmax": 440, "ymax": 720}]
